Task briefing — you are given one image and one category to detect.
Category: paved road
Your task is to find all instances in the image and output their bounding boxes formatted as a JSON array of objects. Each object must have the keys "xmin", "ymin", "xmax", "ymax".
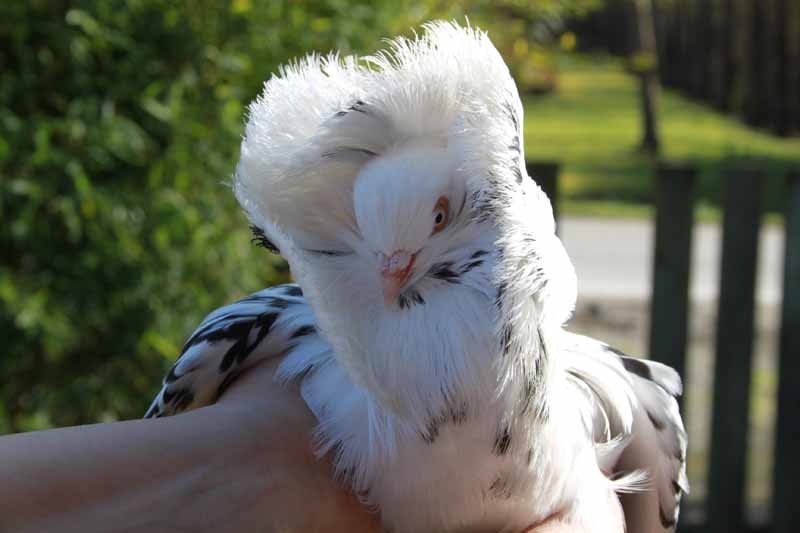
[{"xmin": 559, "ymin": 216, "xmax": 785, "ymax": 304}]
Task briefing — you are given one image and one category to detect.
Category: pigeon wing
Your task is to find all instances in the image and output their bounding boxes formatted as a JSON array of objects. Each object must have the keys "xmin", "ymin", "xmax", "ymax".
[
  {"xmin": 562, "ymin": 332, "xmax": 688, "ymax": 533},
  {"xmin": 144, "ymin": 284, "xmax": 319, "ymax": 418}
]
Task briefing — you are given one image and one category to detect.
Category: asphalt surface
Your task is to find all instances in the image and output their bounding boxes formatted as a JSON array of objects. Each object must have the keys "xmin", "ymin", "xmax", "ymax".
[{"xmin": 559, "ymin": 216, "xmax": 785, "ymax": 304}]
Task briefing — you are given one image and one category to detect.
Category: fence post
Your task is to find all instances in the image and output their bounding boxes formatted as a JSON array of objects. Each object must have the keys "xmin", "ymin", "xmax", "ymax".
[
  {"xmin": 526, "ymin": 161, "xmax": 560, "ymax": 227},
  {"xmin": 648, "ymin": 163, "xmax": 696, "ymax": 406},
  {"xmin": 707, "ymin": 168, "xmax": 763, "ymax": 533},
  {"xmin": 772, "ymin": 170, "xmax": 800, "ymax": 533}
]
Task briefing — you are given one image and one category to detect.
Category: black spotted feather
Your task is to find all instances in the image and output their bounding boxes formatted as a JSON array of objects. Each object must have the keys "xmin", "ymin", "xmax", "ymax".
[
  {"xmin": 145, "ymin": 284, "xmax": 318, "ymax": 418},
  {"xmin": 562, "ymin": 332, "xmax": 688, "ymax": 533}
]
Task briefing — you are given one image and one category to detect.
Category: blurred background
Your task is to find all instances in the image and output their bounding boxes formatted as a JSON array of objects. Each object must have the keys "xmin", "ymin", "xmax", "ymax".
[{"xmin": 2, "ymin": 0, "xmax": 798, "ymax": 530}]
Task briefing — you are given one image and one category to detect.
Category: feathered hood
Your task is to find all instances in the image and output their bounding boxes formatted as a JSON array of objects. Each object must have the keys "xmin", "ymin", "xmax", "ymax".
[{"xmin": 234, "ymin": 21, "xmax": 577, "ymax": 409}]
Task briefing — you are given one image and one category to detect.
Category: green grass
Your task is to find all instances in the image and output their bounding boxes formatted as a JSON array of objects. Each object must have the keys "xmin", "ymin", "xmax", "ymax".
[{"xmin": 522, "ymin": 54, "xmax": 800, "ymax": 217}]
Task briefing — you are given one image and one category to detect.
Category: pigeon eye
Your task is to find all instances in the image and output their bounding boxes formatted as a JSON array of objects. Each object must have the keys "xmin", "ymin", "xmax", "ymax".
[{"xmin": 431, "ymin": 196, "xmax": 450, "ymax": 235}]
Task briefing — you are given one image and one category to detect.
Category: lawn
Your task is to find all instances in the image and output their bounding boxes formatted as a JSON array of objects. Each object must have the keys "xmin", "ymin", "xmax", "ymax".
[{"xmin": 522, "ymin": 54, "xmax": 800, "ymax": 220}]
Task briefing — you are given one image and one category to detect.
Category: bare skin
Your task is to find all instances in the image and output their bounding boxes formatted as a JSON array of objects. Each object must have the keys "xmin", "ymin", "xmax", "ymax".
[{"xmin": 0, "ymin": 359, "xmax": 575, "ymax": 532}]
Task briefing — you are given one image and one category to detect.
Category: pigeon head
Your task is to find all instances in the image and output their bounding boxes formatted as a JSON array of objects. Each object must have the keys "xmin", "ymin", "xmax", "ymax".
[
  {"xmin": 352, "ymin": 143, "xmax": 474, "ymax": 307},
  {"xmin": 233, "ymin": 21, "xmax": 577, "ymax": 418}
]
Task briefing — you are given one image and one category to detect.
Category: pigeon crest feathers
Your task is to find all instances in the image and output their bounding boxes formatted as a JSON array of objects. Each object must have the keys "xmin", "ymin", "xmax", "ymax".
[{"xmin": 234, "ymin": 21, "xmax": 577, "ymax": 380}]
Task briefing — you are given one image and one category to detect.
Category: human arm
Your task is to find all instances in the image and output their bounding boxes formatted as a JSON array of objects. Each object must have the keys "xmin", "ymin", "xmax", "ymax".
[
  {"xmin": 0, "ymin": 357, "xmax": 579, "ymax": 533},
  {"xmin": 0, "ymin": 359, "xmax": 381, "ymax": 533}
]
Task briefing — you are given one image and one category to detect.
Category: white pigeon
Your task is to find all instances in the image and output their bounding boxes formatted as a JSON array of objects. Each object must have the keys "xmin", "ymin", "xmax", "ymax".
[{"xmin": 146, "ymin": 21, "xmax": 688, "ymax": 533}]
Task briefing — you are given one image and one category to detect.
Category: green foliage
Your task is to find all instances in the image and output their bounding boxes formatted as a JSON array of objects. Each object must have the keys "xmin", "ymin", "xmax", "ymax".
[{"xmin": 0, "ymin": 0, "xmax": 416, "ymax": 433}]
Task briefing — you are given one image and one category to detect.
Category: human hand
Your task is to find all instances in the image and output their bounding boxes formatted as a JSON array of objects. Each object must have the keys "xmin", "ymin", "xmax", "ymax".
[
  {"xmin": 202, "ymin": 357, "xmax": 383, "ymax": 533},
  {"xmin": 0, "ymin": 357, "xmax": 380, "ymax": 533},
  {"xmin": 0, "ymin": 356, "xmax": 576, "ymax": 533},
  {"xmin": 215, "ymin": 359, "xmax": 578, "ymax": 533}
]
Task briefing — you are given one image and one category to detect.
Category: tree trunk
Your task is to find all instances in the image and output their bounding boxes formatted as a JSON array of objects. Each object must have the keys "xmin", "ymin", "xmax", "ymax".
[
  {"xmin": 719, "ymin": 0, "xmax": 736, "ymax": 111},
  {"xmin": 688, "ymin": 0, "xmax": 709, "ymax": 100},
  {"xmin": 710, "ymin": 0, "xmax": 732, "ymax": 111},
  {"xmin": 633, "ymin": 0, "xmax": 660, "ymax": 154},
  {"xmin": 770, "ymin": 0, "xmax": 786, "ymax": 135},
  {"xmin": 654, "ymin": 1, "xmax": 675, "ymax": 87},
  {"xmin": 730, "ymin": 0, "xmax": 753, "ymax": 120},
  {"xmin": 747, "ymin": 0, "xmax": 768, "ymax": 126},
  {"xmin": 678, "ymin": 0, "xmax": 694, "ymax": 93},
  {"xmin": 788, "ymin": 0, "xmax": 800, "ymax": 134}
]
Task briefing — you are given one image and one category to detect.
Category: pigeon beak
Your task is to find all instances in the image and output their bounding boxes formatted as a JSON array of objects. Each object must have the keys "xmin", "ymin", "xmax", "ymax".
[{"xmin": 380, "ymin": 251, "xmax": 416, "ymax": 306}]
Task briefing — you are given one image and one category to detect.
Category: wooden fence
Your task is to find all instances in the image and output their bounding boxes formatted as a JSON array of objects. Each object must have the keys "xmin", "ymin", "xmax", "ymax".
[{"xmin": 527, "ymin": 161, "xmax": 800, "ymax": 533}]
